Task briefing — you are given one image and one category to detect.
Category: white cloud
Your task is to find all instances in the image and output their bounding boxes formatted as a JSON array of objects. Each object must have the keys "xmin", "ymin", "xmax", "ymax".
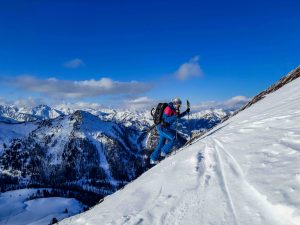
[
  {"xmin": 0, "ymin": 96, "xmax": 48, "ymax": 109},
  {"xmin": 4, "ymin": 76, "xmax": 153, "ymax": 99},
  {"xmin": 0, "ymin": 97, "xmax": 5, "ymax": 105},
  {"xmin": 62, "ymin": 58, "xmax": 85, "ymax": 69},
  {"xmin": 174, "ymin": 56, "xmax": 203, "ymax": 80},
  {"xmin": 193, "ymin": 96, "xmax": 251, "ymax": 111},
  {"xmin": 124, "ymin": 96, "xmax": 158, "ymax": 110},
  {"xmin": 128, "ymin": 97, "xmax": 153, "ymax": 104},
  {"xmin": 53, "ymin": 101, "xmax": 105, "ymax": 113},
  {"xmin": 224, "ymin": 96, "xmax": 250, "ymax": 106},
  {"xmin": 12, "ymin": 97, "xmax": 44, "ymax": 108},
  {"xmin": 76, "ymin": 78, "xmax": 114, "ymax": 89}
]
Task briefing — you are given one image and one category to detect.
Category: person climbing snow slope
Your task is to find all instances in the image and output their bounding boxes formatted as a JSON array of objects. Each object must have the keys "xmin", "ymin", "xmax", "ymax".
[{"xmin": 150, "ymin": 97, "xmax": 190, "ymax": 165}]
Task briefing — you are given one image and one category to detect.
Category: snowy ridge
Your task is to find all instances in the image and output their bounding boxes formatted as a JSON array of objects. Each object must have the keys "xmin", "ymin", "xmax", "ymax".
[{"xmin": 61, "ymin": 69, "xmax": 300, "ymax": 225}]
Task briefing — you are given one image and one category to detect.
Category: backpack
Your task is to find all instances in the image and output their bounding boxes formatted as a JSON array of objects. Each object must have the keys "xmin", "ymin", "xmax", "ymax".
[{"xmin": 151, "ymin": 103, "xmax": 168, "ymax": 125}]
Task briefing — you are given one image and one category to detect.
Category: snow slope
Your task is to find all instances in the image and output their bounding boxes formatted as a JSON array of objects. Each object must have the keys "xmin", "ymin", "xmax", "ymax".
[
  {"xmin": 0, "ymin": 189, "xmax": 84, "ymax": 225},
  {"xmin": 61, "ymin": 75, "xmax": 300, "ymax": 225}
]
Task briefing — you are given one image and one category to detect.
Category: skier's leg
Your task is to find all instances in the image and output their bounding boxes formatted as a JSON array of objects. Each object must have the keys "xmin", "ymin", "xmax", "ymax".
[
  {"xmin": 150, "ymin": 135, "xmax": 166, "ymax": 161},
  {"xmin": 161, "ymin": 129, "xmax": 176, "ymax": 155}
]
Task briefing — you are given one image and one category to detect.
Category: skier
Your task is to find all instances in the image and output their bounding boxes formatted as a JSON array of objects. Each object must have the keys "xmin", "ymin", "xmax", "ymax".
[{"xmin": 150, "ymin": 97, "xmax": 190, "ymax": 165}]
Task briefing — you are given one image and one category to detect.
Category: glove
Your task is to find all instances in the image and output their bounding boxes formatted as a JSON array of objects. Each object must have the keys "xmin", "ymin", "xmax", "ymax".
[
  {"xmin": 186, "ymin": 108, "xmax": 190, "ymax": 113},
  {"xmin": 176, "ymin": 109, "xmax": 180, "ymax": 116}
]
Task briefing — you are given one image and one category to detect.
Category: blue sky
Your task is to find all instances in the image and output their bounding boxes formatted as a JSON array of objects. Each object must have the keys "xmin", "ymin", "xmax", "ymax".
[{"xmin": 0, "ymin": 0, "xmax": 299, "ymax": 109}]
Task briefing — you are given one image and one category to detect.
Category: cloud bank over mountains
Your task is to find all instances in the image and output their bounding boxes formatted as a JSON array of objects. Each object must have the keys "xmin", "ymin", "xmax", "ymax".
[{"xmin": 2, "ymin": 76, "xmax": 153, "ymax": 99}]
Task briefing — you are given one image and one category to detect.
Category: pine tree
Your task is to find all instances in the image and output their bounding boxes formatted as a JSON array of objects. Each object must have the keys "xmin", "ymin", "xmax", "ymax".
[{"xmin": 51, "ymin": 217, "xmax": 58, "ymax": 224}]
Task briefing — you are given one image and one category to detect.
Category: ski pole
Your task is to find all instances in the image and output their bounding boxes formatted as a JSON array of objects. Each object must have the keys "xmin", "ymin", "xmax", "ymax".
[
  {"xmin": 187, "ymin": 100, "xmax": 191, "ymax": 142},
  {"xmin": 176, "ymin": 118, "xmax": 178, "ymax": 140}
]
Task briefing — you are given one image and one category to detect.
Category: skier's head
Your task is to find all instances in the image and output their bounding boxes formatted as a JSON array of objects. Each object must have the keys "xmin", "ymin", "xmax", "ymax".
[{"xmin": 172, "ymin": 97, "xmax": 182, "ymax": 109}]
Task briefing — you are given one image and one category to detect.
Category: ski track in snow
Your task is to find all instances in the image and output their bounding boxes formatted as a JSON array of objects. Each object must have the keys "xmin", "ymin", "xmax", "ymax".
[{"xmin": 61, "ymin": 76, "xmax": 300, "ymax": 225}]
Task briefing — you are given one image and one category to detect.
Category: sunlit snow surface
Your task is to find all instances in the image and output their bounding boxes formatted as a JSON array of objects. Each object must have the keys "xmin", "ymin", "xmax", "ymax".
[
  {"xmin": 0, "ymin": 189, "xmax": 84, "ymax": 225},
  {"xmin": 61, "ymin": 77, "xmax": 300, "ymax": 225}
]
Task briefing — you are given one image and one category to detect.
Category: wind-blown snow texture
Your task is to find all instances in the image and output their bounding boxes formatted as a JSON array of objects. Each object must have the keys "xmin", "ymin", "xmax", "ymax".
[{"xmin": 61, "ymin": 74, "xmax": 300, "ymax": 225}]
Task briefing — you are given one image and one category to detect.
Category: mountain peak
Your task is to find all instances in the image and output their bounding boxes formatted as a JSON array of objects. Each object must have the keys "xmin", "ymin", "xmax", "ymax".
[{"xmin": 70, "ymin": 110, "xmax": 98, "ymax": 123}]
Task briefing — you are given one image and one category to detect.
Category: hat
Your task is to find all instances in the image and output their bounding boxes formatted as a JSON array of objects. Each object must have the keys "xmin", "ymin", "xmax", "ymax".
[{"xmin": 172, "ymin": 97, "xmax": 182, "ymax": 105}]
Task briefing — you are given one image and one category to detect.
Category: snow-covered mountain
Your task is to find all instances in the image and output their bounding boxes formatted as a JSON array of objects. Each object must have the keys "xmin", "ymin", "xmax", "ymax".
[
  {"xmin": 60, "ymin": 66, "xmax": 300, "ymax": 225},
  {"xmin": 28, "ymin": 104, "xmax": 64, "ymax": 119},
  {"xmin": 0, "ymin": 91, "xmax": 243, "ymax": 224},
  {"xmin": 0, "ymin": 102, "xmax": 232, "ymax": 154},
  {"xmin": 0, "ymin": 103, "xmax": 232, "ymax": 139},
  {"xmin": 0, "ymin": 110, "xmax": 148, "ymax": 197},
  {"xmin": 0, "ymin": 104, "xmax": 64, "ymax": 122},
  {"xmin": 0, "ymin": 108, "xmax": 227, "ymax": 188},
  {"xmin": 0, "ymin": 105, "xmax": 38, "ymax": 122},
  {"xmin": 0, "ymin": 103, "xmax": 230, "ymax": 128},
  {"xmin": 0, "ymin": 101, "xmax": 231, "ymax": 197}
]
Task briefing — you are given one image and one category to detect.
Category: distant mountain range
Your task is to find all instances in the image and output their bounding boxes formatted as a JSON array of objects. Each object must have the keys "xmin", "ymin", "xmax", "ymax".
[{"xmin": 0, "ymin": 104, "xmax": 64, "ymax": 122}]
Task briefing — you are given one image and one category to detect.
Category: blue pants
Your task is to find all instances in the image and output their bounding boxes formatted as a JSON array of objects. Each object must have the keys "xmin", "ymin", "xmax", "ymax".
[{"xmin": 150, "ymin": 126, "xmax": 176, "ymax": 161}]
